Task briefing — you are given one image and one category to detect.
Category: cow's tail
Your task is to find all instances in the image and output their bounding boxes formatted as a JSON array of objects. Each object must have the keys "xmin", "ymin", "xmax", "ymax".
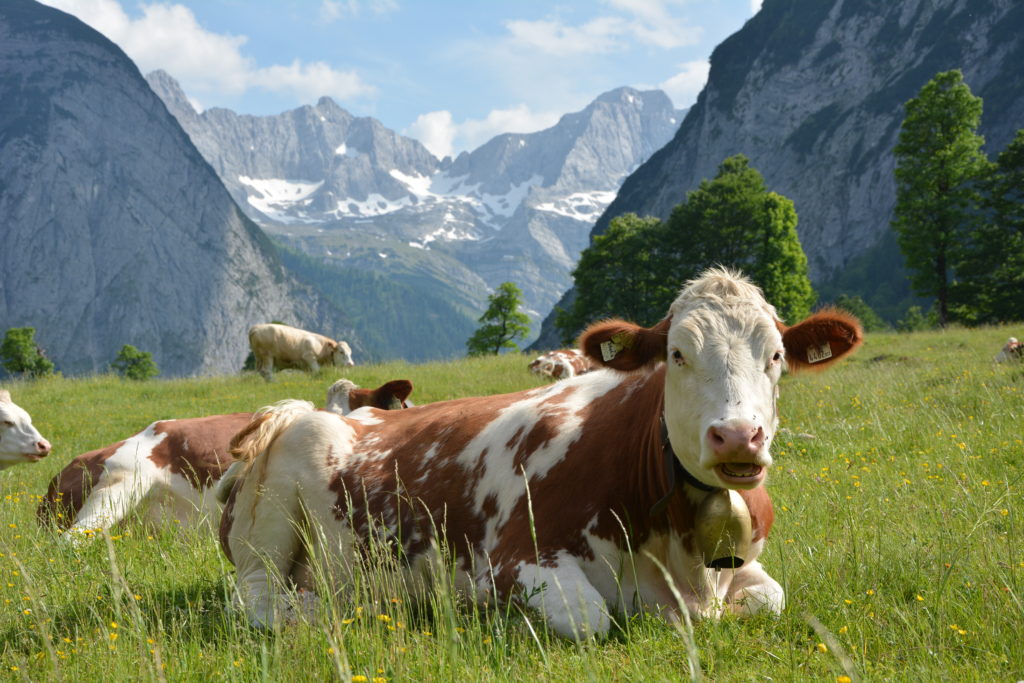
[{"xmin": 230, "ymin": 399, "xmax": 315, "ymax": 465}]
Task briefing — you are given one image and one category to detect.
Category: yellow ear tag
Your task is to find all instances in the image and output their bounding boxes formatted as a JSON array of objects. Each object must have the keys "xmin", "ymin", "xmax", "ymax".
[{"xmin": 600, "ymin": 340, "xmax": 622, "ymax": 362}]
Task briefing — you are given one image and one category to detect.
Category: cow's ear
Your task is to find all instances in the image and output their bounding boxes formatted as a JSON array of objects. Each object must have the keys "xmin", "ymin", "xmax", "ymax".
[
  {"xmin": 0, "ymin": 390, "xmax": 10, "ymax": 403},
  {"xmin": 375, "ymin": 379, "xmax": 413, "ymax": 409},
  {"xmin": 579, "ymin": 317, "xmax": 670, "ymax": 371},
  {"xmin": 780, "ymin": 308, "xmax": 863, "ymax": 372}
]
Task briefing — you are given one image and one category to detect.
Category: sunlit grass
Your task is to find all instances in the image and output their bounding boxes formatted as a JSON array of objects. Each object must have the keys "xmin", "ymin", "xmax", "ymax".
[{"xmin": 2, "ymin": 330, "xmax": 1023, "ymax": 679}]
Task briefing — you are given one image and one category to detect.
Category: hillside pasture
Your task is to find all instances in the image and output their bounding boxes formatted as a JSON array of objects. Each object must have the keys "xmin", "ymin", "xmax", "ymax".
[{"xmin": 1, "ymin": 329, "xmax": 1022, "ymax": 680}]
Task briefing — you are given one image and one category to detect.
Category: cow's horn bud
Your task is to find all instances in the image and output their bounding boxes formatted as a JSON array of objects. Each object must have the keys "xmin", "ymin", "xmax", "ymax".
[{"xmin": 695, "ymin": 489, "xmax": 752, "ymax": 570}]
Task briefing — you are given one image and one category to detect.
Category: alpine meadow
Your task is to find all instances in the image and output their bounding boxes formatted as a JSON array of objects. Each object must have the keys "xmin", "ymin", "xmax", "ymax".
[{"xmin": 2, "ymin": 326, "xmax": 1024, "ymax": 680}]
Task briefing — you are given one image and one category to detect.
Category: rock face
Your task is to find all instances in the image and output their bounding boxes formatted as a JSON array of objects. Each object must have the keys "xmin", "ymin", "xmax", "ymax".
[
  {"xmin": 533, "ymin": 0, "xmax": 1024, "ymax": 347},
  {"xmin": 147, "ymin": 72, "xmax": 684, "ymax": 332},
  {"xmin": 0, "ymin": 0, "xmax": 347, "ymax": 376}
]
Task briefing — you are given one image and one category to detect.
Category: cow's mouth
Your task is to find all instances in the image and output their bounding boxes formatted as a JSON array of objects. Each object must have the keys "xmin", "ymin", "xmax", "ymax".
[
  {"xmin": 21, "ymin": 453, "xmax": 44, "ymax": 462},
  {"xmin": 715, "ymin": 462, "xmax": 765, "ymax": 486}
]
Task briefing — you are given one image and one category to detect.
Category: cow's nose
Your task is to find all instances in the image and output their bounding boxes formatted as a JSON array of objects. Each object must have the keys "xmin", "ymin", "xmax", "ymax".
[
  {"xmin": 706, "ymin": 423, "xmax": 763, "ymax": 459},
  {"xmin": 36, "ymin": 439, "xmax": 51, "ymax": 456}
]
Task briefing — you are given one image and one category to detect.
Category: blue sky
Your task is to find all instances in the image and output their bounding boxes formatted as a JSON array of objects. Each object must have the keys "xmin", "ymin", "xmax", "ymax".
[{"xmin": 41, "ymin": 0, "xmax": 762, "ymax": 157}]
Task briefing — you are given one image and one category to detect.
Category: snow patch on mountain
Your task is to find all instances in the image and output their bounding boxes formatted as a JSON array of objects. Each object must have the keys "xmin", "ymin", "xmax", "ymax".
[{"xmin": 239, "ymin": 176, "xmax": 324, "ymax": 224}]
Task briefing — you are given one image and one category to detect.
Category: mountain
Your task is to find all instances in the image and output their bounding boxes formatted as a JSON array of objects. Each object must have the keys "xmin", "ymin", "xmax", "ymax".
[
  {"xmin": 0, "ymin": 0, "xmax": 350, "ymax": 376},
  {"xmin": 147, "ymin": 72, "xmax": 684, "ymax": 339},
  {"xmin": 533, "ymin": 0, "xmax": 1024, "ymax": 347}
]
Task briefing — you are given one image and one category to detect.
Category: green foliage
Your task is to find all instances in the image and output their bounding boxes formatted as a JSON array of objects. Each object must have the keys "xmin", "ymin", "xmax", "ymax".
[
  {"xmin": 559, "ymin": 156, "xmax": 816, "ymax": 341},
  {"xmin": 953, "ymin": 128, "xmax": 1024, "ymax": 324},
  {"xmin": 666, "ymin": 155, "xmax": 815, "ymax": 323},
  {"xmin": 896, "ymin": 305, "xmax": 939, "ymax": 332},
  {"xmin": 892, "ymin": 69, "xmax": 989, "ymax": 325},
  {"xmin": 111, "ymin": 344, "xmax": 159, "ymax": 381},
  {"xmin": 466, "ymin": 282, "xmax": 530, "ymax": 356},
  {"xmin": 556, "ymin": 214, "xmax": 672, "ymax": 341},
  {"xmin": 833, "ymin": 294, "xmax": 889, "ymax": 332},
  {"xmin": 0, "ymin": 327, "xmax": 55, "ymax": 378}
]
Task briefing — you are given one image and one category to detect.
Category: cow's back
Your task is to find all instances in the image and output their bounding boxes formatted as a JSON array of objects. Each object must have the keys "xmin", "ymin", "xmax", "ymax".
[{"xmin": 249, "ymin": 323, "xmax": 330, "ymax": 368}]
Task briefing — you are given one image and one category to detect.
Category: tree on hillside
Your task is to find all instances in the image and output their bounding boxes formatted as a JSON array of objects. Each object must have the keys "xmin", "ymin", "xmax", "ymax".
[
  {"xmin": 556, "ymin": 213, "xmax": 671, "ymax": 341},
  {"xmin": 1, "ymin": 327, "xmax": 55, "ymax": 378},
  {"xmin": 953, "ymin": 129, "xmax": 1024, "ymax": 324},
  {"xmin": 665, "ymin": 155, "xmax": 815, "ymax": 323},
  {"xmin": 557, "ymin": 155, "xmax": 815, "ymax": 342},
  {"xmin": 892, "ymin": 69, "xmax": 988, "ymax": 326},
  {"xmin": 466, "ymin": 282, "xmax": 531, "ymax": 356},
  {"xmin": 111, "ymin": 344, "xmax": 160, "ymax": 381}
]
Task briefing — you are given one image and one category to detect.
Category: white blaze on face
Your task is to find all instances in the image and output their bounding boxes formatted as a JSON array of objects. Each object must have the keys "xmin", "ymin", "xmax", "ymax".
[
  {"xmin": 0, "ymin": 393, "xmax": 51, "ymax": 469},
  {"xmin": 662, "ymin": 288, "xmax": 784, "ymax": 490},
  {"xmin": 333, "ymin": 340, "xmax": 355, "ymax": 367}
]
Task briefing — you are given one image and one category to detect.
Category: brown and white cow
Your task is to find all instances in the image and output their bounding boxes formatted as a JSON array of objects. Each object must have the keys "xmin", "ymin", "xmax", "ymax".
[
  {"xmin": 994, "ymin": 337, "xmax": 1023, "ymax": 362},
  {"xmin": 528, "ymin": 349, "xmax": 596, "ymax": 380},
  {"xmin": 0, "ymin": 390, "xmax": 52, "ymax": 469},
  {"xmin": 220, "ymin": 268, "xmax": 862, "ymax": 637},
  {"xmin": 37, "ymin": 379, "xmax": 412, "ymax": 539},
  {"xmin": 249, "ymin": 323, "xmax": 355, "ymax": 381}
]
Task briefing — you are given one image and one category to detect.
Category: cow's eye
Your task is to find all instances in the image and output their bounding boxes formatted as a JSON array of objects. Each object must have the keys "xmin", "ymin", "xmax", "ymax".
[
  {"xmin": 772, "ymin": 351, "xmax": 783, "ymax": 362},
  {"xmin": 1, "ymin": 420, "xmax": 12, "ymax": 427},
  {"xmin": 671, "ymin": 349, "xmax": 686, "ymax": 366}
]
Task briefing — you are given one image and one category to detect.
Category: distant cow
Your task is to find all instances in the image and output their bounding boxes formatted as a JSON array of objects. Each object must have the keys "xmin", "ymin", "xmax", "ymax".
[
  {"xmin": 0, "ymin": 390, "xmax": 52, "ymax": 469},
  {"xmin": 528, "ymin": 349, "xmax": 596, "ymax": 380},
  {"xmin": 38, "ymin": 379, "xmax": 412, "ymax": 539},
  {"xmin": 220, "ymin": 268, "xmax": 862, "ymax": 636},
  {"xmin": 994, "ymin": 337, "xmax": 1024, "ymax": 362},
  {"xmin": 249, "ymin": 323, "xmax": 354, "ymax": 381}
]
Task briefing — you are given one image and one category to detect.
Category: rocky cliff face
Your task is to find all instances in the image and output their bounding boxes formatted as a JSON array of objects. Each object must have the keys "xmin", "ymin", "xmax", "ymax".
[
  {"xmin": 534, "ymin": 0, "xmax": 1024, "ymax": 347},
  {"xmin": 147, "ymin": 72, "xmax": 684, "ymax": 332},
  {"xmin": 0, "ymin": 0, "xmax": 348, "ymax": 376}
]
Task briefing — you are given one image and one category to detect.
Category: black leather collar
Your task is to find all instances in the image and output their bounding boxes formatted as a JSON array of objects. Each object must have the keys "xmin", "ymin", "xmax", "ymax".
[{"xmin": 650, "ymin": 416, "xmax": 717, "ymax": 516}]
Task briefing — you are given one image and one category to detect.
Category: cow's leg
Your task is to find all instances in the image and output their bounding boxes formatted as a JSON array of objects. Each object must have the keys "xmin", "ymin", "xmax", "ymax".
[
  {"xmin": 255, "ymin": 354, "xmax": 273, "ymax": 381},
  {"xmin": 723, "ymin": 560, "xmax": 784, "ymax": 616},
  {"xmin": 301, "ymin": 352, "xmax": 320, "ymax": 373},
  {"xmin": 516, "ymin": 554, "xmax": 611, "ymax": 640},
  {"xmin": 65, "ymin": 469, "xmax": 154, "ymax": 542}
]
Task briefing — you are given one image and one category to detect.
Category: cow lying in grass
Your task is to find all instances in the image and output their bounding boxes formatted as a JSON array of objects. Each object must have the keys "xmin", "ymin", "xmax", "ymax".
[
  {"xmin": 219, "ymin": 268, "xmax": 862, "ymax": 637},
  {"xmin": 528, "ymin": 349, "xmax": 595, "ymax": 380},
  {"xmin": 0, "ymin": 390, "xmax": 52, "ymax": 470},
  {"xmin": 994, "ymin": 337, "xmax": 1023, "ymax": 362},
  {"xmin": 37, "ymin": 379, "xmax": 412, "ymax": 539}
]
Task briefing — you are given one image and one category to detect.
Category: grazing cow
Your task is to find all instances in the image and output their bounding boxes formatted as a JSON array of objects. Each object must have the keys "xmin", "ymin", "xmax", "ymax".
[
  {"xmin": 994, "ymin": 337, "xmax": 1023, "ymax": 362},
  {"xmin": 37, "ymin": 379, "xmax": 412, "ymax": 538},
  {"xmin": 528, "ymin": 349, "xmax": 596, "ymax": 380},
  {"xmin": 249, "ymin": 323, "xmax": 354, "ymax": 381},
  {"xmin": 220, "ymin": 268, "xmax": 862, "ymax": 637},
  {"xmin": 0, "ymin": 390, "xmax": 52, "ymax": 470}
]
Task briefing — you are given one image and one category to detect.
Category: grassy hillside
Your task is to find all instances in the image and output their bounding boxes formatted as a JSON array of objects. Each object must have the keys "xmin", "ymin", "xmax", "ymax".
[{"xmin": 1, "ymin": 328, "xmax": 1023, "ymax": 680}]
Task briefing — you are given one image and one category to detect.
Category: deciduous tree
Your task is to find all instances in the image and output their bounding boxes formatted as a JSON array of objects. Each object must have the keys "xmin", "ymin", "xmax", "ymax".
[{"xmin": 466, "ymin": 282, "xmax": 531, "ymax": 355}]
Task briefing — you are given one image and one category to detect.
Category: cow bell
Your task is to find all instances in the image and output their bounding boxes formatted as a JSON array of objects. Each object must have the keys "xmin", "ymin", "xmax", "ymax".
[{"xmin": 694, "ymin": 489, "xmax": 752, "ymax": 570}]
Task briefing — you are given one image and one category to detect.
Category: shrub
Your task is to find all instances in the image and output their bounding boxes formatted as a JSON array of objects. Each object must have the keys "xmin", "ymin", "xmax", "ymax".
[
  {"xmin": 112, "ymin": 344, "xmax": 160, "ymax": 380},
  {"xmin": 0, "ymin": 327, "xmax": 55, "ymax": 378}
]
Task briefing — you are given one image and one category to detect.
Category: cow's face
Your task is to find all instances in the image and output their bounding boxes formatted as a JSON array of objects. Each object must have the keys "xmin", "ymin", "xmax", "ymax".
[
  {"xmin": 579, "ymin": 268, "xmax": 862, "ymax": 491},
  {"xmin": 0, "ymin": 391, "xmax": 52, "ymax": 469},
  {"xmin": 332, "ymin": 341, "xmax": 355, "ymax": 367}
]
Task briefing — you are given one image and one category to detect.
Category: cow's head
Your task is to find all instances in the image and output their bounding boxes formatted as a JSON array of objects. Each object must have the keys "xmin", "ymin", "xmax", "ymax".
[
  {"xmin": 579, "ymin": 268, "xmax": 861, "ymax": 491},
  {"xmin": 331, "ymin": 340, "xmax": 355, "ymax": 367},
  {"xmin": 0, "ymin": 390, "xmax": 52, "ymax": 469},
  {"xmin": 325, "ymin": 378, "xmax": 414, "ymax": 415}
]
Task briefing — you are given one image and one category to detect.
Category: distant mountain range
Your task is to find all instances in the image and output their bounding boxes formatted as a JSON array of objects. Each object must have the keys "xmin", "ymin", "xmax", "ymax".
[
  {"xmin": 0, "ymin": 0, "xmax": 350, "ymax": 376},
  {"xmin": 147, "ymin": 71, "xmax": 685, "ymax": 341},
  {"xmin": 534, "ymin": 0, "xmax": 1024, "ymax": 347}
]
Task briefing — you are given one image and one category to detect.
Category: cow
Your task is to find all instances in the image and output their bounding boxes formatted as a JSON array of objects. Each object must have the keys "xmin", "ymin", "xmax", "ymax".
[
  {"xmin": 219, "ymin": 268, "xmax": 862, "ymax": 638},
  {"xmin": 528, "ymin": 349, "xmax": 596, "ymax": 380},
  {"xmin": 994, "ymin": 337, "xmax": 1023, "ymax": 362},
  {"xmin": 37, "ymin": 379, "xmax": 412, "ymax": 539},
  {"xmin": 249, "ymin": 323, "xmax": 354, "ymax": 381},
  {"xmin": 0, "ymin": 390, "xmax": 52, "ymax": 470}
]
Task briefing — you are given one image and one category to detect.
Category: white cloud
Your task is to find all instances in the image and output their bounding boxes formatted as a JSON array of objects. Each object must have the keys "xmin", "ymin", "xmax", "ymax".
[
  {"xmin": 320, "ymin": 0, "xmax": 398, "ymax": 22},
  {"xmin": 40, "ymin": 0, "xmax": 375, "ymax": 104},
  {"xmin": 405, "ymin": 105, "xmax": 561, "ymax": 158},
  {"xmin": 750, "ymin": 0, "xmax": 763, "ymax": 13},
  {"xmin": 505, "ymin": 0, "xmax": 700, "ymax": 56},
  {"xmin": 405, "ymin": 110, "xmax": 456, "ymax": 159},
  {"xmin": 658, "ymin": 59, "xmax": 710, "ymax": 107}
]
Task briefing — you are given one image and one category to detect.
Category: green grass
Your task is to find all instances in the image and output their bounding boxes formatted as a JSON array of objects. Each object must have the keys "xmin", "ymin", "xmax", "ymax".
[{"xmin": 2, "ymin": 330, "xmax": 1023, "ymax": 681}]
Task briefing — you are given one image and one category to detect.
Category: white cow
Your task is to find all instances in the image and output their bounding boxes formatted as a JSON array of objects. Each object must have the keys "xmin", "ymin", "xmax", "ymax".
[
  {"xmin": 0, "ymin": 390, "xmax": 52, "ymax": 469},
  {"xmin": 249, "ymin": 323, "xmax": 354, "ymax": 381},
  {"xmin": 220, "ymin": 268, "xmax": 863, "ymax": 637}
]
